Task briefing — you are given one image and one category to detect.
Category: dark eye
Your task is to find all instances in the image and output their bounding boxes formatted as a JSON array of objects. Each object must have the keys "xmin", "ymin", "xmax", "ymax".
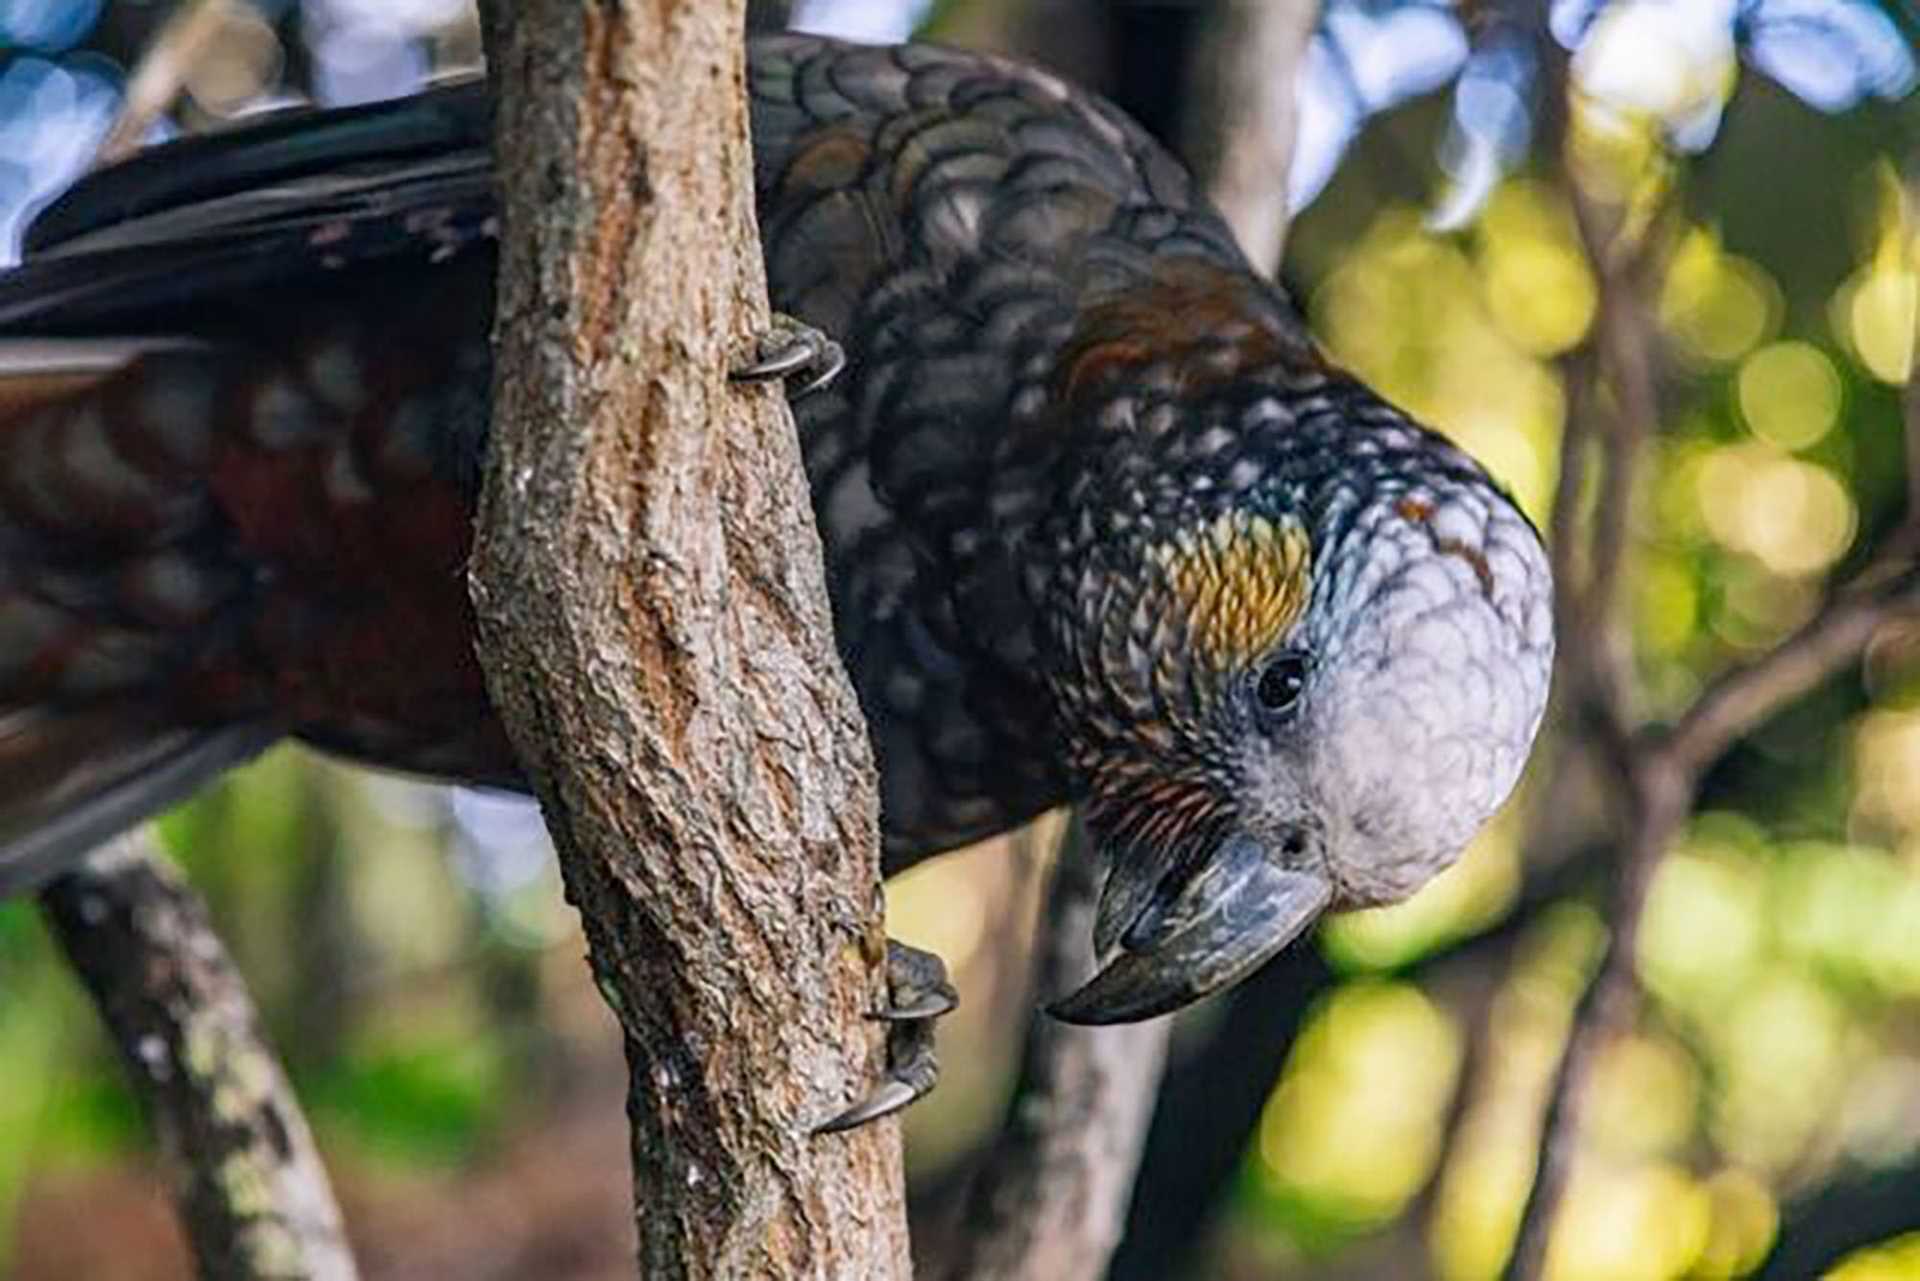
[{"xmin": 1254, "ymin": 653, "xmax": 1309, "ymax": 721}]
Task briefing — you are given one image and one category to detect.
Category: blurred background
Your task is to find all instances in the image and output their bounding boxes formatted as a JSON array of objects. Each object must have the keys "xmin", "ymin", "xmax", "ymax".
[{"xmin": 2, "ymin": 0, "xmax": 1919, "ymax": 1277}]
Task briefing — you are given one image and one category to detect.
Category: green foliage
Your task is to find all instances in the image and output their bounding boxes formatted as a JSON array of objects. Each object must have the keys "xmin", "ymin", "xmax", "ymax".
[{"xmin": 302, "ymin": 1037, "xmax": 511, "ymax": 1167}]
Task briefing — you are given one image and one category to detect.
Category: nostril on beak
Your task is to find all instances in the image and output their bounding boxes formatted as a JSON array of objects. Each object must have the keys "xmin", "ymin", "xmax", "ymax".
[{"xmin": 1280, "ymin": 829, "xmax": 1309, "ymax": 859}]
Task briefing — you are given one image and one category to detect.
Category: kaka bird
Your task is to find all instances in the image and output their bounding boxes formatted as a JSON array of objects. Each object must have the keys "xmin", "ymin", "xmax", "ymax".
[{"xmin": 0, "ymin": 34, "xmax": 1553, "ymax": 1110}]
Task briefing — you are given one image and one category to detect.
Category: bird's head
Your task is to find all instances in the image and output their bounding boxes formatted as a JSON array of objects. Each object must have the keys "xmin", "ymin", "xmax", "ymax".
[{"xmin": 1018, "ymin": 286, "xmax": 1554, "ymax": 1024}]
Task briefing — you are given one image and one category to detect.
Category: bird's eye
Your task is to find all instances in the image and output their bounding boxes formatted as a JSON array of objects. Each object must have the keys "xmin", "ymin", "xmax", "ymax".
[{"xmin": 1254, "ymin": 652, "xmax": 1309, "ymax": 721}]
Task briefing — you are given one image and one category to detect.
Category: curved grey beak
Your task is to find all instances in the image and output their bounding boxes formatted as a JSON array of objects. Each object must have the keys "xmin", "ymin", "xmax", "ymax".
[{"xmin": 1049, "ymin": 829, "xmax": 1331, "ymax": 1025}]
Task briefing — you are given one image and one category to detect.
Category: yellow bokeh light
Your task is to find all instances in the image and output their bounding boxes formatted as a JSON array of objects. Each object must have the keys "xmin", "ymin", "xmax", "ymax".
[
  {"xmin": 1313, "ymin": 206, "xmax": 1565, "ymax": 525},
  {"xmin": 1660, "ymin": 229, "xmax": 1780, "ymax": 365},
  {"xmin": 1846, "ymin": 267, "xmax": 1917, "ymax": 384},
  {"xmin": 1477, "ymin": 181, "xmax": 1598, "ymax": 357},
  {"xmin": 1696, "ymin": 444, "xmax": 1856, "ymax": 576},
  {"xmin": 1583, "ymin": 1033, "xmax": 1700, "ymax": 1159},
  {"xmin": 1694, "ymin": 443, "xmax": 1762, "ymax": 549},
  {"xmin": 1691, "ymin": 1167, "xmax": 1779, "ymax": 1280},
  {"xmin": 1429, "ymin": 908, "xmax": 1610, "ymax": 1281},
  {"xmin": 1736, "ymin": 341, "xmax": 1843, "ymax": 451},
  {"xmin": 1543, "ymin": 1161, "xmax": 1711, "ymax": 1281},
  {"xmin": 1718, "ymin": 561, "xmax": 1820, "ymax": 644},
  {"xmin": 1651, "ymin": 436, "xmax": 1716, "ymax": 542},
  {"xmin": 1837, "ymin": 159, "xmax": 1919, "ymax": 385},
  {"xmin": 1634, "ymin": 551, "xmax": 1699, "ymax": 657},
  {"xmin": 1638, "ymin": 851, "xmax": 1766, "ymax": 1007},
  {"xmin": 1747, "ymin": 457, "xmax": 1854, "ymax": 574},
  {"xmin": 1429, "ymin": 1116, "xmax": 1536, "ymax": 1281},
  {"xmin": 1826, "ymin": 1231, "xmax": 1920, "ymax": 1280},
  {"xmin": 1256, "ymin": 981, "xmax": 1463, "ymax": 1229},
  {"xmin": 1484, "ymin": 238, "xmax": 1599, "ymax": 356},
  {"xmin": 1709, "ymin": 967, "xmax": 1848, "ymax": 1172},
  {"xmin": 1776, "ymin": 840, "xmax": 1920, "ymax": 1000},
  {"xmin": 1855, "ymin": 709, "xmax": 1920, "ymax": 834}
]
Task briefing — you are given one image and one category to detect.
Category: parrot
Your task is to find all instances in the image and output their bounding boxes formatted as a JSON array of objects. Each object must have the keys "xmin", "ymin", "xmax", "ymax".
[{"xmin": 0, "ymin": 33, "xmax": 1553, "ymax": 1127}]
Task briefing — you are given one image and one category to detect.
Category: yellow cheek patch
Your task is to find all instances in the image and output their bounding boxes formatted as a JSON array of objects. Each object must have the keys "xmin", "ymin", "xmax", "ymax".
[{"xmin": 1150, "ymin": 511, "xmax": 1312, "ymax": 670}]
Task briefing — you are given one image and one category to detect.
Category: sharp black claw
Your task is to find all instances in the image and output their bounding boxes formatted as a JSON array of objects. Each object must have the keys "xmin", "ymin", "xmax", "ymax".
[
  {"xmin": 874, "ymin": 990, "xmax": 957, "ymax": 1021},
  {"xmin": 731, "ymin": 314, "xmax": 845, "ymax": 398},
  {"xmin": 814, "ymin": 940, "xmax": 954, "ymax": 1136},
  {"xmin": 815, "ymin": 1077, "xmax": 922, "ymax": 1134}
]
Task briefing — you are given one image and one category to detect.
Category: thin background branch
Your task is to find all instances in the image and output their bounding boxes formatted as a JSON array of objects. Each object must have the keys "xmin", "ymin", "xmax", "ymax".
[
  {"xmin": 41, "ymin": 834, "xmax": 359, "ymax": 1281},
  {"xmin": 1181, "ymin": 0, "xmax": 1320, "ymax": 274},
  {"xmin": 946, "ymin": 820, "xmax": 1170, "ymax": 1281},
  {"xmin": 1500, "ymin": 30, "xmax": 1920, "ymax": 1276},
  {"xmin": 92, "ymin": 0, "xmax": 239, "ymax": 167}
]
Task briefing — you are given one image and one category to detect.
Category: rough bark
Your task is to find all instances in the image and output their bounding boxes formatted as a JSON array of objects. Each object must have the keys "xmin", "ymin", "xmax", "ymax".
[
  {"xmin": 946, "ymin": 819, "xmax": 1170, "ymax": 1281},
  {"xmin": 40, "ymin": 833, "xmax": 358, "ymax": 1281},
  {"xmin": 473, "ymin": 4, "xmax": 910, "ymax": 1278}
]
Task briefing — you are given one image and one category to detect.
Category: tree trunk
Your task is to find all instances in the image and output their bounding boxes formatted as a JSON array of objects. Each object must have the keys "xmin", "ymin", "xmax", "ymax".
[{"xmin": 472, "ymin": 3, "xmax": 911, "ymax": 1277}]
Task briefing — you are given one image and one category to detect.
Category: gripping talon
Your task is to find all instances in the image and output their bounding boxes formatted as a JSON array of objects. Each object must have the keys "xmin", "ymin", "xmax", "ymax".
[
  {"xmin": 731, "ymin": 313, "xmax": 845, "ymax": 398},
  {"xmin": 874, "ymin": 990, "xmax": 957, "ymax": 1022},
  {"xmin": 876, "ymin": 938, "xmax": 957, "ymax": 1019},
  {"xmin": 814, "ymin": 940, "xmax": 955, "ymax": 1135},
  {"xmin": 815, "ymin": 1070, "xmax": 925, "ymax": 1134}
]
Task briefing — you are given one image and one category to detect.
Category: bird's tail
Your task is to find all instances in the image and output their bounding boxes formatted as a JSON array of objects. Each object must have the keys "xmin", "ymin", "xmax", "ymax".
[
  {"xmin": 0, "ymin": 337, "xmax": 277, "ymax": 895},
  {"xmin": 0, "ymin": 709, "xmax": 274, "ymax": 895}
]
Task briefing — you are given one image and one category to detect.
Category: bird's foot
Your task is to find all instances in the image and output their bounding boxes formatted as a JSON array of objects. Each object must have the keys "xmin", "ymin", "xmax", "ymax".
[
  {"xmin": 731, "ymin": 313, "xmax": 846, "ymax": 398},
  {"xmin": 815, "ymin": 939, "xmax": 957, "ymax": 1135}
]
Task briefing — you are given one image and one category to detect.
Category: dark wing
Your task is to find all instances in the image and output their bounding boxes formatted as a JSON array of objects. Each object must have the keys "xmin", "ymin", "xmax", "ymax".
[
  {"xmin": 2, "ymin": 79, "xmax": 495, "ymax": 335},
  {"xmin": 0, "ymin": 81, "xmax": 505, "ymax": 893}
]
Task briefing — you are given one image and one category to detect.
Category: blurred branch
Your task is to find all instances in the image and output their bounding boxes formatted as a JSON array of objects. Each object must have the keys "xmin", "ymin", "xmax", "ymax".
[
  {"xmin": 1668, "ymin": 566, "xmax": 1920, "ymax": 774},
  {"xmin": 1546, "ymin": 350, "xmax": 1596, "ymax": 641},
  {"xmin": 40, "ymin": 833, "xmax": 358, "ymax": 1281},
  {"xmin": 947, "ymin": 817, "xmax": 1170, "ymax": 1281},
  {"xmin": 1109, "ymin": 830, "xmax": 1604, "ymax": 1281},
  {"xmin": 1108, "ymin": 946, "xmax": 1329, "ymax": 1281},
  {"xmin": 1181, "ymin": 0, "xmax": 1321, "ymax": 275},
  {"xmin": 1505, "ymin": 127, "xmax": 1920, "ymax": 1279},
  {"xmin": 1555, "ymin": 185, "xmax": 1658, "ymax": 775},
  {"xmin": 94, "ymin": 0, "xmax": 240, "ymax": 167},
  {"xmin": 1502, "ymin": 766, "xmax": 1686, "ymax": 1281}
]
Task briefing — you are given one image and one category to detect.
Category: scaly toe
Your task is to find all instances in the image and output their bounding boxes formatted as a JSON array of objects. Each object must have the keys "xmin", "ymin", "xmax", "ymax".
[{"xmin": 813, "ymin": 939, "xmax": 953, "ymax": 1135}]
